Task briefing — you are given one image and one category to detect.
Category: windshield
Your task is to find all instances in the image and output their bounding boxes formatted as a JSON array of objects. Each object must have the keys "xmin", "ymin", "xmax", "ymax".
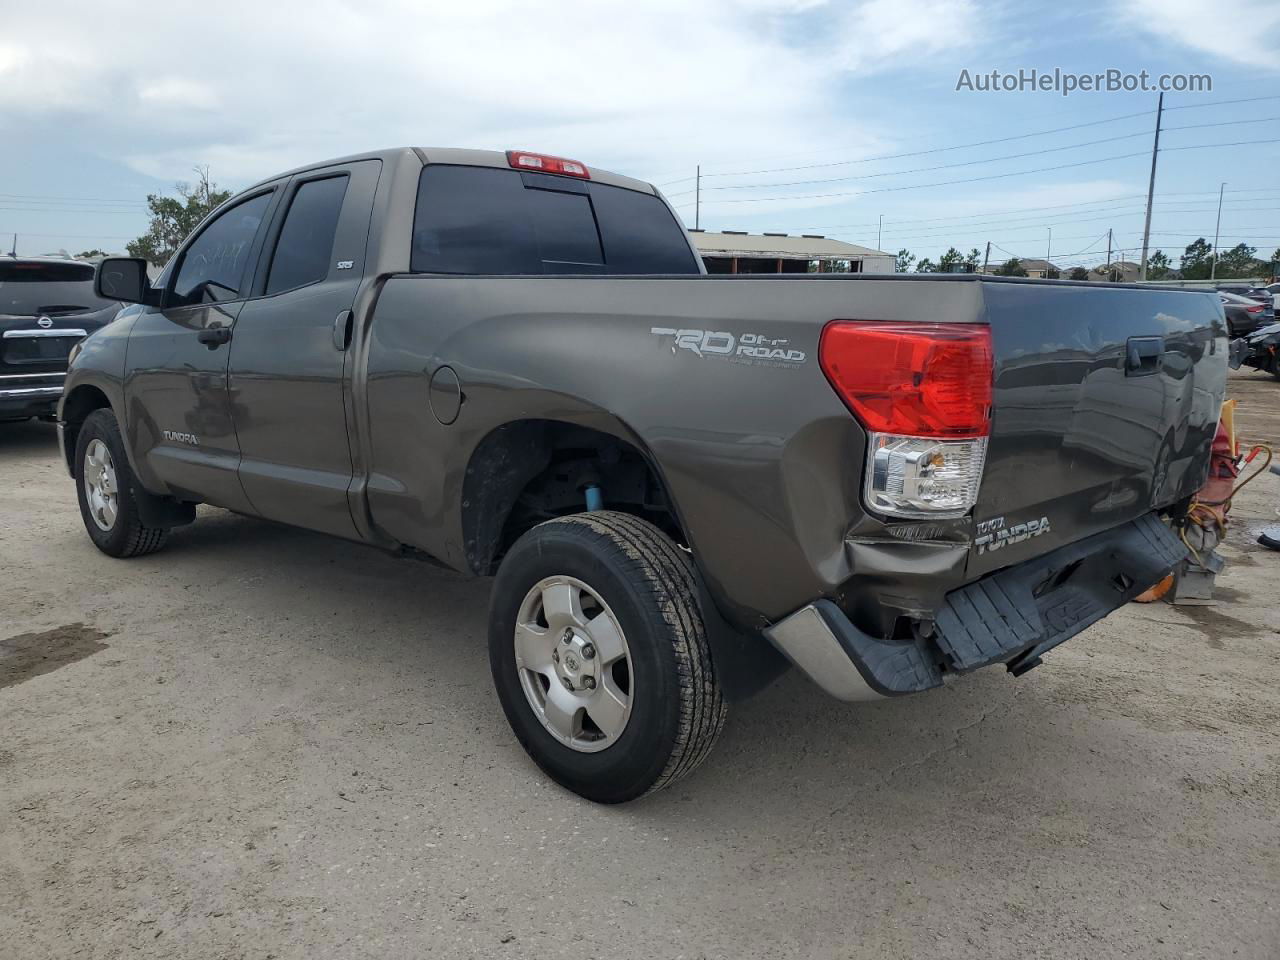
[{"xmin": 0, "ymin": 261, "xmax": 117, "ymax": 316}]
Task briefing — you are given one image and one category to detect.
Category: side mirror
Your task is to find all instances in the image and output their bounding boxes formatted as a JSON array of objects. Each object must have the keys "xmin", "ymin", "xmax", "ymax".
[{"xmin": 96, "ymin": 257, "xmax": 159, "ymax": 306}]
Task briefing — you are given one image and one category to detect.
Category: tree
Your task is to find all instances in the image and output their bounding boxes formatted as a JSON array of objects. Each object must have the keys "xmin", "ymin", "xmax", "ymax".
[
  {"xmin": 1216, "ymin": 242, "xmax": 1258, "ymax": 279},
  {"xmin": 895, "ymin": 249, "xmax": 915, "ymax": 273},
  {"xmin": 1179, "ymin": 238, "xmax": 1213, "ymax": 280},
  {"xmin": 965, "ymin": 248, "xmax": 982, "ymax": 272},
  {"xmin": 127, "ymin": 166, "xmax": 231, "ymax": 266},
  {"xmin": 75, "ymin": 249, "xmax": 110, "ymax": 259},
  {"xmin": 1069, "ymin": 266, "xmax": 1089, "ymax": 281},
  {"xmin": 1147, "ymin": 250, "xmax": 1171, "ymax": 280},
  {"xmin": 915, "ymin": 258, "xmax": 937, "ymax": 273},
  {"xmin": 938, "ymin": 247, "xmax": 965, "ymax": 273},
  {"xmin": 992, "ymin": 257, "xmax": 1027, "ymax": 277}
]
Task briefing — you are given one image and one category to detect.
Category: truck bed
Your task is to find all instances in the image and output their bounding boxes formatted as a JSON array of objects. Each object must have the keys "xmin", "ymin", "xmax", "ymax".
[{"xmin": 361, "ymin": 272, "xmax": 1227, "ymax": 633}]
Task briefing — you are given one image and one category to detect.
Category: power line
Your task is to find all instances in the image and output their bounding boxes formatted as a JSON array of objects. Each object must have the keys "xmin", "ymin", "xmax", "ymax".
[
  {"xmin": 671, "ymin": 117, "xmax": 1280, "ymax": 197},
  {"xmin": 689, "ymin": 150, "xmax": 1153, "ymax": 205},
  {"xmin": 671, "ymin": 130, "xmax": 1154, "ymax": 195},
  {"xmin": 786, "ymin": 190, "xmax": 1280, "ymax": 233},
  {"xmin": 658, "ymin": 95, "xmax": 1280, "ymax": 189},
  {"xmin": 679, "ymin": 137, "xmax": 1279, "ymax": 208},
  {"xmin": 1164, "ymin": 94, "xmax": 1280, "ymax": 111},
  {"xmin": 691, "ymin": 108, "xmax": 1157, "ymax": 181}
]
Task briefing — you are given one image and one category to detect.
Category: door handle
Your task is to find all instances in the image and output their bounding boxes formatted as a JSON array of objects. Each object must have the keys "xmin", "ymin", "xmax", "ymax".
[
  {"xmin": 333, "ymin": 310, "xmax": 353, "ymax": 351},
  {"xmin": 197, "ymin": 326, "xmax": 232, "ymax": 350},
  {"xmin": 1125, "ymin": 336, "xmax": 1163, "ymax": 376}
]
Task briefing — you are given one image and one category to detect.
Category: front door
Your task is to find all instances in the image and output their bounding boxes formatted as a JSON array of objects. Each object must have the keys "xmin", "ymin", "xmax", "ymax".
[
  {"xmin": 228, "ymin": 159, "xmax": 381, "ymax": 538},
  {"xmin": 122, "ymin": 188, "xmax": 279, "ymax": 511}
]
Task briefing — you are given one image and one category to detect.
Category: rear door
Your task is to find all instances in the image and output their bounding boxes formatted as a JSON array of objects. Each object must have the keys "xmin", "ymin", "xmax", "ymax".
[
  {"xmin": 227, "ymin": 159, "xmax": 381, "ymax": 538},
  {"xmin": 123, "ymin": 188, "xmax": 279, "ymax": 510}
]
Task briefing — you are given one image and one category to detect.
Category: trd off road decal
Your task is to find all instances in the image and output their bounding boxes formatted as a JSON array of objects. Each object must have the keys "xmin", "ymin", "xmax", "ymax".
[{"xmin": 650, "ymin": 327, "xmax": 806, "ymax": 367}]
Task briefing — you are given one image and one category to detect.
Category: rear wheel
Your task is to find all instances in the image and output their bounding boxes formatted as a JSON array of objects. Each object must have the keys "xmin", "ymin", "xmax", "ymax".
[
  {"xmin": 488, "ymin": 511, "xmax": 727, "ymax": 803},
  {"xmin": 74, "ymin": 408, "xmax": 170, "ymax": 558}
]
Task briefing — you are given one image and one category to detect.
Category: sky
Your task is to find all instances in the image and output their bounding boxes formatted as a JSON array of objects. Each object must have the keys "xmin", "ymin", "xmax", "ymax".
[{"xmin": 1, "ymin": 0, "xmax": 1278, "ymax": 271}]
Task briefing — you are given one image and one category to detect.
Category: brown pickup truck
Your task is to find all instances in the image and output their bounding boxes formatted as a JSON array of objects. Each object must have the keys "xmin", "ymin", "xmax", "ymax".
[{"xmin": 61, "ymin": 147, "xmax": 1227, "ymax": 802}]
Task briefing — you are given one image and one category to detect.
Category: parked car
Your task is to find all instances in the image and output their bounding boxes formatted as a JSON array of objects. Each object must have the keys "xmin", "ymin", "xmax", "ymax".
[
  {"xmin": 1220, "ymin": 290, "xmax": 1274, "ymax": 337},
  {"xmin": 60, "ymin": 147, "xmax": 1227, "ymax": 803},
  {"xmin": 1237, "ymin": 320, "xmax": 1280, "ymax": 380},
  {"xmin": 1215, "ymin": 283, "xmax": 1270, "ymax": 303},
  {"xmin": 0, "ymin": 257, "xmax": 120, "ymax": 422}
]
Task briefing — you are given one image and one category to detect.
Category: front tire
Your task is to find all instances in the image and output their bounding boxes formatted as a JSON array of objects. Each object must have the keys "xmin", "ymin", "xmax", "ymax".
[
  {"xmin": 74, "ymin": 408, "xmax": 170, "ymax": 558},
  {"xmin": 488, "ymin": 511, "xmax": 727, "ymax": 803}
]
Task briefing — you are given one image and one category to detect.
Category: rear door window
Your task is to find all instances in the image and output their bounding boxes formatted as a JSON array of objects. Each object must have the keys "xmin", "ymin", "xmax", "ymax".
[
  {"xmin": 265, "ymin": 175, "xmax": 350, "ymax": 295},
  {"xmin": 411, "ymin": 165, "xmax": 697, "ymax": 275}
]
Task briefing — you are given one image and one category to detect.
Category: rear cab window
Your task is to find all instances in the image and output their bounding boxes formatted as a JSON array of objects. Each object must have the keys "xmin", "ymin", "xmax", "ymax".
[{"xmin": 410, "ymin": 165, "xmax": 698, "ymax": 275}]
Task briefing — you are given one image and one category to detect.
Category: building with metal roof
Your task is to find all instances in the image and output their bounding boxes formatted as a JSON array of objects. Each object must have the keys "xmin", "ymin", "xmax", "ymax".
[{"xmin": 688, "ymin": 230, "xmax": 895, "ymax": 274}]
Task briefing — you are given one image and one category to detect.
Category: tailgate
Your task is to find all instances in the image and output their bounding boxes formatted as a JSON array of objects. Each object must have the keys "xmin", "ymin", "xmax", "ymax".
[{"xmin": 968, "ymin": 281, "xmax": 1227, "ymax": 578}]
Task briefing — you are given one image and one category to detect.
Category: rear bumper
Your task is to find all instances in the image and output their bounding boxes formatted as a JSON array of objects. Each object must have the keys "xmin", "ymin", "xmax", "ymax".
[
  {"xmin": 764, "ymin": 512, "xmax": 1186, "ymax": 700},
  {"xmin": 0, "ymin": 383, "xmax": 63, "ymax": 419}
]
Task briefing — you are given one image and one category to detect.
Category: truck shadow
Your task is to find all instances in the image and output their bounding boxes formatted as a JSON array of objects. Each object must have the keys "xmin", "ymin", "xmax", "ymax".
[{"xmin": 143, "ymin": 508, "xmax": 1065, "ymax": 839}]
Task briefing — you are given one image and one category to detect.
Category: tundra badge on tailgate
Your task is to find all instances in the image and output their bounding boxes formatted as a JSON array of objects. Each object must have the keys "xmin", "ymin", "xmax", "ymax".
[{"xmin": 974, "ymin": 515, "xmax": 1051, "ymax": 555}]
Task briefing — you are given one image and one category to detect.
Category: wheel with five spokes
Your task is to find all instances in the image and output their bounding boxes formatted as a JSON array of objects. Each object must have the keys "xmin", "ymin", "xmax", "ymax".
[{"xmin": 489, "ymin": 511, "xmax": 727, "ymax": 803}]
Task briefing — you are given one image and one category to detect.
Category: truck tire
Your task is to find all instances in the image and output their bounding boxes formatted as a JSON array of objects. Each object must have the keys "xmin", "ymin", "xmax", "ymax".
[
  {"xmin": 74, "ymin": 408, "xmax": 170, "ymax": 558},
  {"xmin": 488, "ymin": 511, "xmax": 727, "ymax": 803}
]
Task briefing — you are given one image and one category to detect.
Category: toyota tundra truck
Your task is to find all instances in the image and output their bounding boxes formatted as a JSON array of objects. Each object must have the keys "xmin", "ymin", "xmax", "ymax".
[{"xmin": 59, "ymin": 147, "xmax": 1228, "ymax": 803}]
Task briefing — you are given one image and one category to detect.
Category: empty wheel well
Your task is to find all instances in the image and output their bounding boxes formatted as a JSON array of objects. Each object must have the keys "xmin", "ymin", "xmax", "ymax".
[
  {"xmin": 462, "ymin": 420, "xmax": 684, "ymax": 575},
  {"xmin": 60, "ymin": 385, "xmax": 112, "ymax": 474}
]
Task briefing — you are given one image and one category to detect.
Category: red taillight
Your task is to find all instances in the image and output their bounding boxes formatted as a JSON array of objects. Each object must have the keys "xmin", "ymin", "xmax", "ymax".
[
  {"xmin": 1246, "ymin": 304, "xmax": 1264, "ymax": 313},
  {"xmin": 819, "ymin": 321, "xmax": 993, "ymax": 438},
  {"xmin": 506, "ymin": 150, "xmax": 590, "ymax": 179}
]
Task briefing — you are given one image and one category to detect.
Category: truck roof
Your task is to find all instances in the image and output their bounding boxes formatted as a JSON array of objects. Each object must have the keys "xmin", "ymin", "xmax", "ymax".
[{"xmin": 247, "ymin": 147, "xmax": 657, "ymax": 196}]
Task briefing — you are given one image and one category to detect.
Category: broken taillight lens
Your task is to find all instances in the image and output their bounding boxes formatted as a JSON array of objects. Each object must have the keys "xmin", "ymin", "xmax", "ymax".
[{"xmin": 819, "ymin": 321, "xmax": 993, "ymax": 518}]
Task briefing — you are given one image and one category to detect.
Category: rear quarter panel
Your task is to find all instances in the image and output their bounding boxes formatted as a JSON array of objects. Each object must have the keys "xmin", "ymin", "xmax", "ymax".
[{"xmin": 363, "ymin": 274, "xmax": 989, "ymax": 630}]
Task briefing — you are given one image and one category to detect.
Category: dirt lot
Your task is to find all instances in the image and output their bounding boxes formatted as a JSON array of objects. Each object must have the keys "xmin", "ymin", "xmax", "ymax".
[{"xmin": 2, "ymin": 370, "xmax": 1278, "ymax": 960}]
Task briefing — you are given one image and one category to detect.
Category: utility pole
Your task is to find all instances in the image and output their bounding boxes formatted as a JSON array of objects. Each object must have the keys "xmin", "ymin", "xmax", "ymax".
[
  {"xmin": 7, "ymin": 233, "xmax": 14, "ymax": 257},
  {"xmin": 1139, "ymin": 92, "xmax": 1164, "ymax": 281},
  {"xmin": 982, "ymin": 241, "xmax": 991, "ymax": 273},
  {"xmin": 877, "ymin": 214, "xmax": 883, "ymax": 251},
  {"xmin": 694, "ymin": 165, "xmax": 701, "ymax": 231},
  {"xmin": 1210, "ymin": 180, "xmax": 1226, "ymax": 280},
  {"xmin": 1046, "ymin": 227, "xmax": 1052, "ymax": 277},
  {"xmin": 1106, "ymin": 228, "xmax": 1112, "ymax": 280}
]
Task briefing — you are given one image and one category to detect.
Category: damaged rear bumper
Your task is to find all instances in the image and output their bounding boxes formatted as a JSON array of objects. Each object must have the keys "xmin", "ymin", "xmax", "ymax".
[{"xmin": 764, "ymin": 512, "xmax": 1186, "ymax": 700}]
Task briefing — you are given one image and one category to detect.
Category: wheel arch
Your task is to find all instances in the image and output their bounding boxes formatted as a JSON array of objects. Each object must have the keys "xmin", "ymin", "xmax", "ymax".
[
  {"xmin": 59, "ymin": 383, "xmax": 116, "ymax": 476},
  {"xmin": 460, "ymin": 416, "xmax": 688, "ymax": 577}
]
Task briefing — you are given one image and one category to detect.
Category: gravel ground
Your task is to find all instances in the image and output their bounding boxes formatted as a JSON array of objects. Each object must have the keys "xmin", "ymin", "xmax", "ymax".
[{"xmin": 2, "ymin": 369, "xmax": 1278, "ymax": 960}]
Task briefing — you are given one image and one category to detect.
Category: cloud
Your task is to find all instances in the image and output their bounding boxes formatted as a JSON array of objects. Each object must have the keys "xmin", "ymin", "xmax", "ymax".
[
  {"xmin": 1121, "ymin": 0, "xmax": 1280, "ymax": 66},
  {"xmin": 0, "ymin": 0, "xmax": 990, "ymax": 187}
]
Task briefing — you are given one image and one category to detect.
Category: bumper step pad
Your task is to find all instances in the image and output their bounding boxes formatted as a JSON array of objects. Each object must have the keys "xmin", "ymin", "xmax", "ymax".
[
  {"xmin": 935, "ymin": 512, "xmax": 1186, "ymax": 674},
  {"xmin": 798, "ymin": 513, "xmax": 1187, "ymax": 698}
]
